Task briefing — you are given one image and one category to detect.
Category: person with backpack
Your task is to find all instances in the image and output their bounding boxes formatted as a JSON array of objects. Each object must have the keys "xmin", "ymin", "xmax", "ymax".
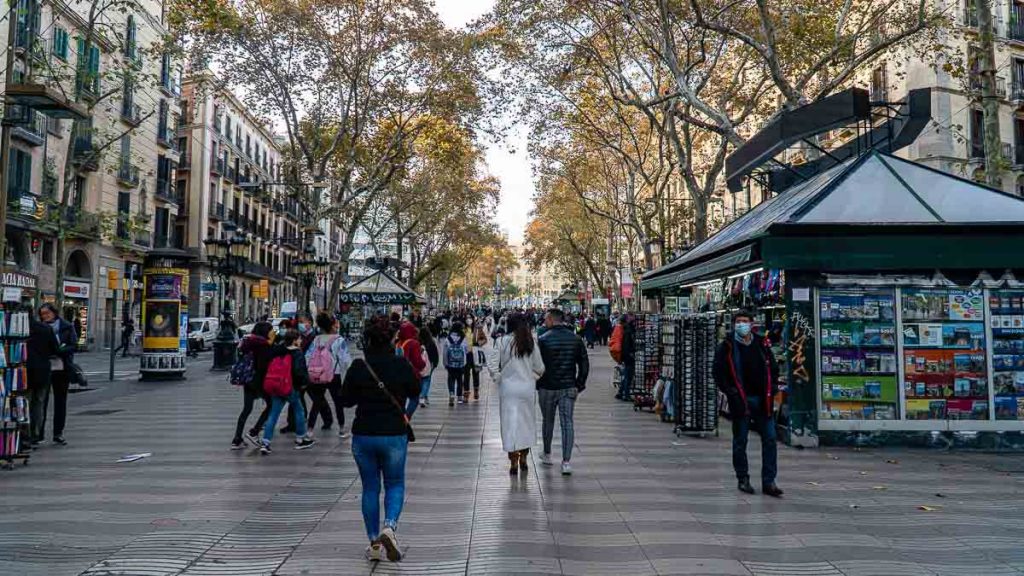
[
  {"xmin": 232, "ymin": 322, "xmax": 275, "ymax": 449},
  {"xmin": 260, "ymin": 330, "xmax": 316, "ymax": 454},
  {"xmin": 440, "ymin": 322, "xmax": 469, "ymax": 406},
  {"xmin": 341, "ymin": 317, "xmax": 420, "ymax": 562},
  {"xmin": 395, "ymin": 321, "xmax": 428, "ymax": 415},
  {"xmin": 417, "ymin": 325, "xmax": 439, "ymax": 409},
  {"xmin": 305, "ymin": 313, "xmax": 352, "ymax": 436}
]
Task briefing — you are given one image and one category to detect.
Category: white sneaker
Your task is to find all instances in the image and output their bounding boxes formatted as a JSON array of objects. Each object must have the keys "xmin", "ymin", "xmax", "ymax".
[
  {"xmin": 365, "ymin": 542, "xmax": 383, "ymax": 561},
  {"xmin": 338, "ymin": 430, "xmax": 351, "ymax": 439},
  {"xmin": 418, "ymin": 399, "xmax": 426, "ymax": 407},
  {"xmin": 561, "ymin": 462, "xmax": 573, "ymax": 476},
  {"xmin": 540, "ymin": 453, "xmax": 553, "ymax": 466},
  {"xmin": 378, "ymin": 526, "xmax": 403, "ymax": 561}
]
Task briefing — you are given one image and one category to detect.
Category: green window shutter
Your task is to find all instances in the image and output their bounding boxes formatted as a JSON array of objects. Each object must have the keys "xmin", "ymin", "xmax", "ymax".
[{"xmin": 89, "ymin": 45, "xmax": 100, "ymax": 92}]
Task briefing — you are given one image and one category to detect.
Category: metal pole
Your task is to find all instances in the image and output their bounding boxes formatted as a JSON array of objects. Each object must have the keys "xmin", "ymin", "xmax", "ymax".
[
  {"xmin": 0, "ymin": 1, "xmax": 22, "ymax": 264},
  {"xmin": 108, "ymin": 288, "xmax": 118, "ymax": 381}
]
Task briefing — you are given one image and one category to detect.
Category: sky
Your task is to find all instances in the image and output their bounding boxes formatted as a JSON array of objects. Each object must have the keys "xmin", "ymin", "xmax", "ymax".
[{"xmin": 433, "ymin": 0, "xmax": 534, "ymax": 245}]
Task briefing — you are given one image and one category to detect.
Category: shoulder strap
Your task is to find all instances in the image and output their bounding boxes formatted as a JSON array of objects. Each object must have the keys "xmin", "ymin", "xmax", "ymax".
[{"xmin": 360, "ymin": 359, "xmax": 411, "ymax": 428}]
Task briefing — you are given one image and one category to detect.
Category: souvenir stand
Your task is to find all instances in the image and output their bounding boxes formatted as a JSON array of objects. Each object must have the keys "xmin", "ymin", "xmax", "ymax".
[
  {"xmin": 338, "ymin": 269, "xmax": 424, "ymax": 321},
  {"xmin": 642, "ymin": 150, "xmax": 1024, "ymax": 449},
  {"xmin": 0, "ymin": 289, "xmax": 31, "ymax": 469},
  {"xmin": 630, "ymin": 313, "xmax": 661, "ymax": 410}
]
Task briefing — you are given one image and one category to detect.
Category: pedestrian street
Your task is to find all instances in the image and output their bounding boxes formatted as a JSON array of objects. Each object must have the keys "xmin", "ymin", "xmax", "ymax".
[{"xmin": 2, "ymin": 352, "xmax": 1023, "ymax": 576}]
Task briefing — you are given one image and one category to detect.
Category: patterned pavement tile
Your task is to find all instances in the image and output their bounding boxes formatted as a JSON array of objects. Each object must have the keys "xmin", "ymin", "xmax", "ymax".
[{"xmin": 1, "ymin": 350, "xmax": 1024, "ymax": 575}]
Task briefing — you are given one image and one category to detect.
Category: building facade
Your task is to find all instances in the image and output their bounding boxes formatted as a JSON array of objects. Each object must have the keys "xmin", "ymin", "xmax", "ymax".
[
  {"xmin": 177, "ymin": 75, "xmax": 302, "ymax": 322},
  {"xmin": 509, "ymin": 242, "xmax": 567, "ymax": 306},
  {"xmin": 1, "ymin": 0, "xmax": 181, "ymax": 348}
]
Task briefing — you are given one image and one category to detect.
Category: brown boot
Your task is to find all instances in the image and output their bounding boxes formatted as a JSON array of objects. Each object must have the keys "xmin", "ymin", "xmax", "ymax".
[
  {"xmin": 518, "ymin": 449, "xmax": 529, "ymax": 473},
  {"xmin": 474, "ymin": 389, "xmax": 479, "ymax": 400},
  {"xmin": 508, "ymin": 451, "xmax": 519, "ymax": 475}
]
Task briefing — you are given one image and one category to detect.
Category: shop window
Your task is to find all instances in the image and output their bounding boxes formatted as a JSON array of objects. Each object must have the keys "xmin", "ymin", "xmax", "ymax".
[
  {"xmin": 990, "ymin": 290, "xmax": 1024, "ymax": 419},
  {"xmin": 819, "ymin": 289, "xmax": 899, "ymax": 421},
  {"xmin": 901, "ymin": 288, "xmax": 988, "ymax": 420}
]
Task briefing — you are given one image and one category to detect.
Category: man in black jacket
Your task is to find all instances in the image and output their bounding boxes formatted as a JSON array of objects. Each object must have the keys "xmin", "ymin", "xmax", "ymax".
[
  {"xmin": 537, "ymin": 308, "xmax": 589, "ymax": 475},
  {"xmin": 712, "ymin": 309, "xmax": 783, "ymax": 497}
]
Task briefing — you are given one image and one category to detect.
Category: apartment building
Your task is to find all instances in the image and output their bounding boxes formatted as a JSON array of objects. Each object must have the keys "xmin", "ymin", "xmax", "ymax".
[
  {"xmin": 509, "ymin": 242, "xmax": 567, "ymax": 306},
  {"xmin": 177, "ymin": 75, "xmax": 303, "ymax": 321},
  {"xmin": 1, "ymin": 0, "xmax": 181, "ymax": 348}
]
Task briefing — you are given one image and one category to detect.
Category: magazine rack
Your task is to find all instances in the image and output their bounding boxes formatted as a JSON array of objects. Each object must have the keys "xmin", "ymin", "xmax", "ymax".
[{"xmin": 0, "ymin": 305, "xmax": 31, "ymax": 469}]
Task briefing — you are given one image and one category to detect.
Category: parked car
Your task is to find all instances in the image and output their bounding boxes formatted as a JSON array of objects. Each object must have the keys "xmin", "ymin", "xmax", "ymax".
[
  {"xmin": 238, "ymin": 317, "xmax": 286, "ymax": 337},
  {"xmin": 187, "ymin": 317, "xmax": 220, "ymax": 350}
]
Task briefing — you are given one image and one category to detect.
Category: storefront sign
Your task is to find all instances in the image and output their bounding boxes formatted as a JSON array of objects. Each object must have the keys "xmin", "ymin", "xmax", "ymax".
[
  {"xmin": 338, "ymin": 292, "xmax": 415, "ymax": 305},
  {"xmin": 200, "ymin": 282, "xmax": 218, "ymax": 293},
  {"xmin": 2, "ymin": 271, "xmax": 36, "ymax": 289},
  {"xmin": 2, "ymin": 287, "xmax": 22, "ymax": 302},
  {"xmin": 64, "ymin": 280, "xmax": 91, "ymax": 299},
  {"xmin": 621, "ymin": 283, "xmax": 634, "ymax": 299}
]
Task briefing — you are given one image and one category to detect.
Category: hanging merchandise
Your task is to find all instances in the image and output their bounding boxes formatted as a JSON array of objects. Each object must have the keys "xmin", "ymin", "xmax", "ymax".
[
  {"xmin": 631, "ymin": 314, "xmax": 661, "ymax": 411},
  {"xmin": 673, "ymin": 315, "xmax": 720, "ymax": 436},
  {"xmin": 991, "ymin": 289, "xmax": 1024, "ymax": 420}
]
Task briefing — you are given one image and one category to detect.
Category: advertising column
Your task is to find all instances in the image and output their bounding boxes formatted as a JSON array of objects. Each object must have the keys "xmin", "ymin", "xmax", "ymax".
[{"xmin": 140, "ymin": 266, "xmax": 189, "ymax": 379}]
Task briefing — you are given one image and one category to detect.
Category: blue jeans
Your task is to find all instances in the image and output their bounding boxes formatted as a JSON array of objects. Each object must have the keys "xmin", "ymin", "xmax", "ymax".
[
  {"xmin": 352, "ymin": 434, "xmax": 408, "ymax": 541},
  {"xmin": 406, "ymin": 372, "xmax": 433, "ymax": 417},
  {"xmin": 618, "ymin": 362, "xmax": 634, "ymax": 399},
  {"xmin": 262, "ymin": 389, "xmax": 307, "ymax": 444},
  {"xmin": 731, "ymin": 396, "xmax": 777, "ymax": 486}
]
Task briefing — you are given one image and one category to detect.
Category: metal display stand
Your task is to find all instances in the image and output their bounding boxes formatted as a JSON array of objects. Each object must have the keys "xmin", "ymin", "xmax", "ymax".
[
  {"xmin": 632, "ymin": 314, "xmax": 661, "ymax": 411},
  {"xmin": 674, "ymin": 314, "xmax": 720, "ymax": 437},
  {"xmin": 0, "ymin": 305, "xmax": 31, "ymax": 469}
]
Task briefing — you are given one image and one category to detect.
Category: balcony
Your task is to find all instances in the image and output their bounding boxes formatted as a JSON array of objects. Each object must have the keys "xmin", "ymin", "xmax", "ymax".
[
  {"xmin": 10, "ymin": 109, "xmax": 45, "ymax": 146},
  {"xmin": 155, "ymin": 178, "xmax": 177, "ymax": 203},
  {"xmin": 117, "ymin": 163, "xmax": 140, "ymax": 187},
  {"xmin": 212, "ymin": 158, "xmax": 225, "ymax": 175},
  {"xmin": 227, "ymin": 209, "xmax": 238, "ymax": 224},
  {"xmin": 73, "ymin": 136, "xmax": 99, "ymax": 171},
  {"xmin": 177, "ymin": 157, "xmax": 191, "ymax": 171},
  {"xmin": 154, "ymin": 235, "xmax": 170, "ymax": 249},
  {"xmin": 963, "ymin": 3, "xmax": 979, "ymax": 28},
  {"xmin": 1012, "ymin": 21, "xmax": 1024, "ymax": 43},
  {"xmin": 226, "ymin": 166, "xmax": 236, "ymax": 183},
  {"xmin": 134, "ymin": 230, "xmax": 152, "ymax": 248},
  {"xmin": 120, "ymin": 102, "xmax": 143, "ymax": 126},
  {"xmin": 67, "ymin": 209, "xmax": 101, "ymax": 238},
  {"xmin": 8, "ymin": 190, "xmax": 43, "ymax": 221}
]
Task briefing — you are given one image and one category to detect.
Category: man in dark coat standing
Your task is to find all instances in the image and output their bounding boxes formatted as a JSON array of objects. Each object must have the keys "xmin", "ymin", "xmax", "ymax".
[
  {"xmin": 26, "ymin": 317, "xmax": 57, "ymax": 445},
  {"xmin": 712, "ymin": 309, "xmax": 782, "ymax": 497}
]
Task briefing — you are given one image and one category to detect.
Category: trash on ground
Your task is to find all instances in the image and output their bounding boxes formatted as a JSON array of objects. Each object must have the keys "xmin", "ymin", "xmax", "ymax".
[
  {"xmin": 116, "ymin": 453, "xmax": 151, "ymax": 463},
  {"xmin": 885, "ymin": 459, "xmax": 899, "ymax": 464},
  {"xmin": 872, "ymin": 486, "xmax": 887, "ymax": 490},
  {"xmin": 806, "ymin": 481, "xmax": 820, "ymax": 486},
  {"xmin": 917, "ymin": 505, "xmax": 941, "ymax": 511}
]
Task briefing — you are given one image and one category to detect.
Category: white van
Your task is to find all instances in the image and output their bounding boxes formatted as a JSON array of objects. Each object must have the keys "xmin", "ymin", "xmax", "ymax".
[
  {"xmin": 187, "ymin": 317, "xmax": 220, "ymax": 350},
  {"xmin": 280, "ymin": 301, "xmax": 318, "ymax": 319}
]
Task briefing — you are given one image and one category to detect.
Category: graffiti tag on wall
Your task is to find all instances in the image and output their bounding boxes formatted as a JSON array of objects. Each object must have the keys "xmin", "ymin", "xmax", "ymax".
[{"xmin": 788, "ymin": 309, "xmax": 816, "ymax": 384}]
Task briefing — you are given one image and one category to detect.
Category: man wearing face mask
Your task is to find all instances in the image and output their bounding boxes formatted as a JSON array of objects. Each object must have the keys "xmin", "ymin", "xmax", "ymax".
[{"xmin": 712, "ymin": 309, "xmax": 783, "ymax": 497}]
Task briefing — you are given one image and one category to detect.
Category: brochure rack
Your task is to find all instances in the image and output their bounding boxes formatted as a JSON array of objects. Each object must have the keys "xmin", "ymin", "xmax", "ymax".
[
  {"xmin": 674, "ymin": 315, "xmax": 719, "ymax": 437},
  {"xmin": 632, "ymin": 314, "xmax": 661, "ymax": 411},
  {"xmin": 658, "ymin": 316, "xmax": 681, "ymax": 422},
  {"xmin": 0, "ymin": 306, "xmax": 31, "ymax": 469}
]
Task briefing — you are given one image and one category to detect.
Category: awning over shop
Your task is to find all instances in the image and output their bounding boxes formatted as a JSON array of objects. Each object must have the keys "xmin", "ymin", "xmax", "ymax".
[
  {"xmin": 338, "ymin": 269, "xmax": 423, "ymax": 305},
  {"xmin": 553, "ymin": 290, "xmax": 580, "ymax": 304},
  {"xmin": 643, "ymin": 151, "xmax": 1024, "ymax": 291}
]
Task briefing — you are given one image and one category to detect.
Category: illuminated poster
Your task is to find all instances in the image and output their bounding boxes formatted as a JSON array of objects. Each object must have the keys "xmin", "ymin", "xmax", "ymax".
[{"xmin": 141, "ymin": 267, "xmax": 189, "ymax": 376}]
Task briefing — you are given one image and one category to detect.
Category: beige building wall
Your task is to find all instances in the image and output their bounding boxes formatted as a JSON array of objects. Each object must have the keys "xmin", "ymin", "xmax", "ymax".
[
  {"xmin": 179, "ymin": 76, "xmax": 301, "ymax": 321},
  {"xmin": 1, "ymin": 0, "xmax": 181, "ymax": 348}
]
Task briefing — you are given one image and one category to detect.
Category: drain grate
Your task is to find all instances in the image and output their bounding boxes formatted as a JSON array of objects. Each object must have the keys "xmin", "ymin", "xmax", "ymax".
[{"xmin": 75, "ymin": 409, "xmax": 124, "ymax": 416}]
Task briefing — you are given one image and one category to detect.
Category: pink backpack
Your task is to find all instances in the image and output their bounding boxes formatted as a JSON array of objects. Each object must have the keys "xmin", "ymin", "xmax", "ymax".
[
  {"xmin": 307, "ymin": 335, "xmax": 339, "ymax": 384},
  {"xmin": 263, "ymin": 354, "xmax": 294, "ymax": 397}
]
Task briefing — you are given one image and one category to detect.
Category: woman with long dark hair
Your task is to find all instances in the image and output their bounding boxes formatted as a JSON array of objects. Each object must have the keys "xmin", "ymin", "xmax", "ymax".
[
  {"xmin": 341, "ymin": 317, "xmax": 420, "ymax": 562},
  {"xmin": 487, "ymin": 313, "xmax": 545, "ymax": 474}
]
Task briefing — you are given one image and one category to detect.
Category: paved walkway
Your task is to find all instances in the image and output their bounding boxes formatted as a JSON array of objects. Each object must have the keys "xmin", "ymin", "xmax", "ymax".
[{"xmin": 2, "ymin": 350, "xmax": 1024, "ymax": 575}]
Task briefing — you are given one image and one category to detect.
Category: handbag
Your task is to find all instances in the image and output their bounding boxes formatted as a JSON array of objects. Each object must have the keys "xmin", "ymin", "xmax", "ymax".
[{"xmin": 360, "ymin": 359, "xmax": 416, "ymax": 443}]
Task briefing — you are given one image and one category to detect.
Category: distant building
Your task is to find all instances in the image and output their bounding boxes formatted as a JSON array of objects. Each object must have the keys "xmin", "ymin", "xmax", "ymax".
[{"xmin": 509, "ymin": 242, "xmax": 567, "ymax": 306}]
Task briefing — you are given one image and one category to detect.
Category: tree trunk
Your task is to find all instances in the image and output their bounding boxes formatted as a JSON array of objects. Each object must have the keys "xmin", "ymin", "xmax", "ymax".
[{"xmin": 978, "ymin": 0, "xmax": 1003, "ymax": 188}]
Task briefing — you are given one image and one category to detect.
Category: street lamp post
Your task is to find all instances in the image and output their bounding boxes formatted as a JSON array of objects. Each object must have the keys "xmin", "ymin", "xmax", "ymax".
[
  {"xmin": 292, "ymin": 245, "xmax": 332, "ymax": 317},
  {"xmin": 203, "ymin": 224, "xmax": 250, "ymax": 370}
]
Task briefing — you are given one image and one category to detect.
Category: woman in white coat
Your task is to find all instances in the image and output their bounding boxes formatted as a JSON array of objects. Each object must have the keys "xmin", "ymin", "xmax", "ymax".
[{"xmin": 487, "ymin": 313, "xmax": 545, "ymax": 475}]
